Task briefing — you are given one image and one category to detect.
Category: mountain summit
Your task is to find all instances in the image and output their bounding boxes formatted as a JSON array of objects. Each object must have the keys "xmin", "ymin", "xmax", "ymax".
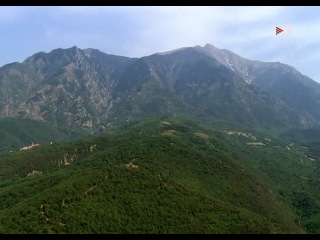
[
  {"xmin": 0, "ymin": 44, "xmax": 320, "ymax": 132},
  {"xmin": 194, "ymin": 44, "xmax": 320, "ymax": 123}
]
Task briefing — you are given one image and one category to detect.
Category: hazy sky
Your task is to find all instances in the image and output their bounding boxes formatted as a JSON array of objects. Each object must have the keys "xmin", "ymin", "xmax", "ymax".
[{"xmin": 1, "ymin": 6, "xmax": 320, "ymax": 81}]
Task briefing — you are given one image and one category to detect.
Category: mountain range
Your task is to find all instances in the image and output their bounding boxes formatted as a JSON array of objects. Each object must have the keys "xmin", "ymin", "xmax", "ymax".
[
  {"xmin": 2, "ymin": 44, "xmax": 320, "ymax": 233},
  {"xmin": 1, "ymin": 44, "xmax": 320, "ymax": 135}
]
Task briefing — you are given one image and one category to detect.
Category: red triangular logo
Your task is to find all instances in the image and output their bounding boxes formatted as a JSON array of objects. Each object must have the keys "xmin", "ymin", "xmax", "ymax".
[{"xmin": 276, "ymin": 27, "xmax": 284, "ymax": 35}]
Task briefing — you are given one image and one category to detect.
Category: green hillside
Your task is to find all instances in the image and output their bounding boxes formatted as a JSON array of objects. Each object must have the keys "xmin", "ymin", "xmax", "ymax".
[
  {"xmin": 0, "ymin": 118, "xmax": 85, "ymax": 152},
  {"xmin": 1, "ymin": 117, "xmax": 319, "ymax": 233}
]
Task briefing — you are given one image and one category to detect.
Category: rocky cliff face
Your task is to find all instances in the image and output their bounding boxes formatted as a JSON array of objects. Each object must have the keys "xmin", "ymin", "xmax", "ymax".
[
  {"xmin": 0, "ymin": 46, "xmax": 135, "ymax": 131},
  {"xmin": 0, "ymin": 44, "xmax": 320, "ymax": 132},
  {"xmin": 194, "ymin": 44, "xmax": 320, "ymax": 127}
]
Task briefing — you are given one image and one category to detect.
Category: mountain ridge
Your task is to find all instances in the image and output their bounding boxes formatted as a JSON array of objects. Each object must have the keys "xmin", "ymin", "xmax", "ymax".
[
  {"xmin": 2, "ymin": 45, "xmax": 320, "ymax": 233},
  {"xmin": 1, "ymin": 44, "xmax": 320, "ymax": 132}
]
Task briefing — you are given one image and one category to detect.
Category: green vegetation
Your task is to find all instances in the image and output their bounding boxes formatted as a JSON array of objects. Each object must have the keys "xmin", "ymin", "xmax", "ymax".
[
  {"xmin": 0, "ymin": 117, "xmax": 320, "ymax": 233},
  {"xmin": 0, "ymin": 118, "xmax": 85, "ymax": 153},
  {"xmin": 0, "ymin": 118, "xmax": 62, "ymax": 152}
]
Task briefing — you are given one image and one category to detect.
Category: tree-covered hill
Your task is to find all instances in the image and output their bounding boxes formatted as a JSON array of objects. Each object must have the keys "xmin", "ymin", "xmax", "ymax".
[{"xmin": 1, "ymin": 117, "xmax": 319, "ymax": 233}]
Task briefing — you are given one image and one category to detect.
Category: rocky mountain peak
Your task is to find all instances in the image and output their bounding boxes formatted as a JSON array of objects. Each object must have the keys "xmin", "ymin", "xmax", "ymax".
[{"xmin": 1, "ymin": 44, "xmax": 320, "ymax": 131}]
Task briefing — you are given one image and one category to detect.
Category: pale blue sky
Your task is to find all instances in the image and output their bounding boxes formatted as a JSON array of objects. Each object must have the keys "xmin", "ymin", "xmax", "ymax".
[{"xmin": 1, "ymin": 6, "xmax": 320, "ymax": 81}]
